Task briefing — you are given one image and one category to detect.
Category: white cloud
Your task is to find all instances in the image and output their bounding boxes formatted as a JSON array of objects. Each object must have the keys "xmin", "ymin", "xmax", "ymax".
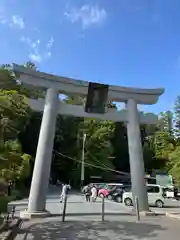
[
  {"xmin": 64, "ymin": 4, "xmax": 107, "ymax": 29},
  {"xmin": 29, "ymin": 53, "xmax": 42, "ymax": 63},
  {"xmin": 46, "ymin": 36, "xmax": 54, "ymax": 49},
  {"xmin": 0, "ymin": 12, "xmax": 25, "ymax": 29},
  {"xmin": 11, "ymin": 15, "xmax": 24, "ymax": 29},
  {"xmin": 20, "ymin": 36, "xmax": 54, "ymax": 63},
  {"xmin": 46, "ymin": 51, "xmax": 51, "ymax": 57}
]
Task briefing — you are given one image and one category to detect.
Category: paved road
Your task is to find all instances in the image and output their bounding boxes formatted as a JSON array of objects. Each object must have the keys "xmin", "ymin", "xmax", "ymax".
[
  {"xmin": 9, "ymin": 186, "xmax": 133, "ymax": 217},
  {"xmin": 9, "ymin": 185, "xmax": 180, "ymax": 217},
  {"xmin": 10, "ymin": 186, "xmax": 180, "ymax": 239}
]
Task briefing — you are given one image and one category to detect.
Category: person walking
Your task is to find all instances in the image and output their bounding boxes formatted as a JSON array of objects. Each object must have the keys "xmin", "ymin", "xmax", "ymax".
[
  {"xmin": 91, "ymin": 185, "xmax": 97, "ymax": 202},
  {"xmin": 82, "ymin": 185, "xmax": 91, "ymax": 202},
  {"xmin": 60, "ymin": 183, "xmax": 71, "ymax": 203},
  {"xmin": 7, "ymin": 181, "xmax": 12, "ymax": 196}
]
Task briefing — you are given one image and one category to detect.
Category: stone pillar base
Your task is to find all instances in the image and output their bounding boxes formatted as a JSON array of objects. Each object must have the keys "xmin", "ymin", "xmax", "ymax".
[
  {"xmin": 20, "ymin": 210, "xmax": 51, "ymax": 219},
  {"xmin": 132, "ymin": 209, "xmax": 156, "ymax": 216},
  {"xmin": 139, "ymin": 210, "xmax": 156, "ymax": 216}
]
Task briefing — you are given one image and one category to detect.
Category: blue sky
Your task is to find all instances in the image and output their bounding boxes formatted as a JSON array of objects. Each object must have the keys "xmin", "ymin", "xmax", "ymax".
[{"xmin": 0, "ymin": 0, "xmax": 180, "ymax": 114}]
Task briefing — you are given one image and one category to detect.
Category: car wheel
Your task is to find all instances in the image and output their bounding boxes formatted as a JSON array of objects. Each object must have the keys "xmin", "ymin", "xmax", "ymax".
[
  {"xmin": 99, "ymin": 193, "xmax": 104, "ymax": 198},
  {"xmin": 124, "ymin": 198, "xmax": 133, "ymax": 206},
  {"xmin": 155, "ymin": 200, "xmax": 164, "ymax": 208},
  {"xmin": 116, "ymin": 196, "xmax": 122, "ymax": 203},
  {"xmin": 108, "ymin": 195, "xmax": 113, "ymax": 200}
]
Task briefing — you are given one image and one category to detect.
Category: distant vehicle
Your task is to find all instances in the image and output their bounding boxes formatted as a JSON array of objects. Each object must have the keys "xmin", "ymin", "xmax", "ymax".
[
  {"xmin": 123, "ymin": 184, "xmax": 165, "ymax": 208},
  {"xmin": 89, "ymin": 183, "xmax": 107, "ymax": 192},
  {"xmin": 98, "ymin": 183, "xmax": 123, "ymax": 198},
  {"xmin": 108, "ymin": 183, "xmax": 124, "ymax": 187},
  {"xmin": 174, "ymin": 187, "xmax": 180, "ymax": 200},
  {"xmin": 108, "ymin": 187, "xmax": 123, "ymax": 202},
  {"xmin": 98, "ymin": 185, "xmax": 112, "ymax": 198},
  {"xmin": 107, "ymin": 185, "xmax": 131, "ymax": 202},
  {"xmin": 162, "ymin": 186, "xmax": 174, "ymax": 198},
  {"xmin": 89, "ymin": 183, "xmax": 106, "ymax": 188}
]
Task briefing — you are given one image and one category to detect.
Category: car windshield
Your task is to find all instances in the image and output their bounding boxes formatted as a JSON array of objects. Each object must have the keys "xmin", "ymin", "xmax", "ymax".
[
  {"xmin": 124, "ymin": 186, "xmax": 131, "ymax": 192},
  {"xmin": 95, "ymin": 184, "xmax": 106, "ymax": 189}
]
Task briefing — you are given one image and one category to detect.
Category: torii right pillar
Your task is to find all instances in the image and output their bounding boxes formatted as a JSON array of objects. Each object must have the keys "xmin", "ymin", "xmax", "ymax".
[{"xmin": 126, "ymin": 98, "xmax": 149, "ymax": 211}]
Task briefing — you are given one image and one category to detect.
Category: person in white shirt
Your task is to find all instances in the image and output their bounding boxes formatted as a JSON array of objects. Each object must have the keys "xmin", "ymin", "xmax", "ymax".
[
  {"xmin": 60, "ymin": 184, "xmax": 71, "ymax": 203},
  {"xmin": 91, "ymin": 185, "xmax": 97, "ymax": 202}
]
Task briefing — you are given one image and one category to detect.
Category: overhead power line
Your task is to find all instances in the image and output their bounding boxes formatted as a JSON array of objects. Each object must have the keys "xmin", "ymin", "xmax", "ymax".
[{"xmin": 53, "ymin": 149, "xmax": 130, "ymax": 176}]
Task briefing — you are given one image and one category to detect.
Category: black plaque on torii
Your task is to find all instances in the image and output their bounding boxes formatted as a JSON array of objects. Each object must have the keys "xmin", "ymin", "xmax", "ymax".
[{"xmin": 85, "ymin": 82, "xmax": 109, "ymax": 114}]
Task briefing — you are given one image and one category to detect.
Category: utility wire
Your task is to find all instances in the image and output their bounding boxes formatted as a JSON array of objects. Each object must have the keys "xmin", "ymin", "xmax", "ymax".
[
  {"xmin": 87, "ymin": 150, "xmax": 120, "ymax": 175},
  {"xmin": 83, "ymin": 140, "xmax": 119, "ymax": 174},
  {"xmin": 53, "ymin": 149, "xmax": 130, "ymax": 176},
  {"xmin": 82, "ymin": 133, "xmax": 130, "ymax": 175}
]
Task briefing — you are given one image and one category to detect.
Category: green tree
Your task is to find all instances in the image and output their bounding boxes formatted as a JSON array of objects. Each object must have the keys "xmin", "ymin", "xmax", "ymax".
[
  {"xmin": 159, "ymin": 111, "xmax": 173, "ymax": 136},
  {"xmin": 0, "ymin": 90, "xmax": 31, "ymax": 150},
  {"xmin": 0, "ymin": 62, "xmax": 45, "ymax": 99},
  {"xmin": 111, "ymin": 122, "xmax": 129, "ymax": 172},
  {"xmin": 150, "ymin": 131, "xmax": 176, "ymax": 170},
  {"xmin": 82, "ymin": 119, "xmax": 115, "ymax": 174},
  {"xmin": 0, "ymin": 140, "xmax": 31, "ymax": 183},
  {"xmin": 168, "ymin": 146, "xmax": 180, "ymax": 184},
  {"xmin": 0, "ymin": 64, "xmax": 18, "ymax": 91},
  {"xmin": 174, "ymin": 96, "xmax": 180, "ymax": 139},
  {"xmin": 52, "ymin": 115, "xmax": 82, "ymax": 184},
  {"xmin": 0, "ymin": 63, "xmax": 34, "ymax": 186},
  {"xmin": 5, "ymin": 60, "xmax": 180, "ymax": 187}
]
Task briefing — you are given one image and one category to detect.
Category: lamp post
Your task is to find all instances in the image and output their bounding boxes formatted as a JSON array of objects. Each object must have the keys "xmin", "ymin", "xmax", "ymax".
[{"xmin": 81, "ymin": 133, "xmax": 86, "ymax": 188}]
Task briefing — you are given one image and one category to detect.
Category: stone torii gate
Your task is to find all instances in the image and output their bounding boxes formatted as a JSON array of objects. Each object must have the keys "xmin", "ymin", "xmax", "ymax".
[{"xmin": 13, "ymin": 64, "xmax": 164, "ymax": 218}]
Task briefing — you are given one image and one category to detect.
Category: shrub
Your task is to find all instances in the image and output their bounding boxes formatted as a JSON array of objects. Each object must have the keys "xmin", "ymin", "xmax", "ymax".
[
  {"xmin": 0, "ymin": 178, "xmax": 7, "ymax": 195},
  {"xmin": 0, "ymin": 196, "xmax": 8, "ymax": 213}
]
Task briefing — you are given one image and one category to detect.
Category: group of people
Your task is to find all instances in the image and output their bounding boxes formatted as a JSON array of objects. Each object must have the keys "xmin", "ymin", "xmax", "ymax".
[
  {"xmin": 59, "ymin": 183, "xmax": 98, "ymax": 203},
  {"xmin": 82, "ymin": 184, "xmax": 98, "ymax": 202}
]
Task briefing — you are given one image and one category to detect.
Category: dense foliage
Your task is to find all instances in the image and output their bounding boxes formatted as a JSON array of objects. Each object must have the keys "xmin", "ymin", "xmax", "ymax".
[{"xmin": 1, "ymin": 62, "xmax": 180, "ymax": 189}]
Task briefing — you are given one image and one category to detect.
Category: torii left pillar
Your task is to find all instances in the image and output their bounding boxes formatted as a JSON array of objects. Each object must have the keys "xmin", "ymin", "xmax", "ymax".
[{"xmin": 20, "ymin": 88, "xmax": 59, "ymax": 218}]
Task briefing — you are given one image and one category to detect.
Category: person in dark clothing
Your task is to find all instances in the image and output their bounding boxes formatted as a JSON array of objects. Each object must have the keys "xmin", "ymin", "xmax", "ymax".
[
  {"xmin": 174, "ymin": 187, "xmax": 179, "ymax": 200},
  {"xmin": 86, "ymin": 190, "xmax": 91, "ymax": 202},
  {"xmin": 7, "ymin": 181, "xmax": 12, "ymax": 196},
  {"xmin": 82, "ymin": 185, "xmax": 91, "ymax": 202}
]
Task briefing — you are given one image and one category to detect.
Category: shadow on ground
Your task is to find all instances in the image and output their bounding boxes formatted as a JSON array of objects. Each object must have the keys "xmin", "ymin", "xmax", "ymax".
[
  {"xmin": 19, "ymin": 220, "xmax": 166, "ymax": 240},
  {"xmin": 163, "ymin": 205, "xmax": 180, "ymax": 209},
  {"xmin": 51, "ymin": 212, "xmax": 133, "ymax": 217}
]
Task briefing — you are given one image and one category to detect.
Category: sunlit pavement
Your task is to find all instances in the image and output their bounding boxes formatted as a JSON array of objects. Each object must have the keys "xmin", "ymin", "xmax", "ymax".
[
  {"xmin": 15, "ymin": 215, "xmax": 180, "ymax": 239},
  {"xmin": 113, "ymin": 199, "xmax": 180, "ymax": 215},
  {"xmin": 9, "ymin": 185, "xmax": 180, "ymax": 217},
  {"xmin": 9, "ymin": 190, "xmax": 133, "ymax": 217},
  {"xmin": 9, "ymin": 186, "xmax": 180, "ymax": 239}
]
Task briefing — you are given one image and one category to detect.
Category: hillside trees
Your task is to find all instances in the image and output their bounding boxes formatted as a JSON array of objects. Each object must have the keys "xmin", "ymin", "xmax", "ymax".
[{"xmin": 1, "ymin": 61, "xmax": 180, "ymax": 186}]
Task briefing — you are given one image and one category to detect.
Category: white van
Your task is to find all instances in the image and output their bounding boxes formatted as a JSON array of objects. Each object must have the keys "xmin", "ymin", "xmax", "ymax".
[
  {"xmin": 123, "ymin": 184, "xmax": 165, "ymax": 208},
  {"xmin": 163, "ymin": 186, "xmax": 174, "ymax": 198}
]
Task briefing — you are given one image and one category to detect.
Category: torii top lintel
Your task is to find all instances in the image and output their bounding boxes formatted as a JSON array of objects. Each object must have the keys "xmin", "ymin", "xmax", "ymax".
[{"xmin": 13, "ymin": 64, "xmax": 164, "ymax": 105}]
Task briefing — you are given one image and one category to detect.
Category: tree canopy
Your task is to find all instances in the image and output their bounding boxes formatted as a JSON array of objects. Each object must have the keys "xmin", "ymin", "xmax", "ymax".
[{"xmin": 1, "ymin": 61, "xmax": 180, "ymax": 187}]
